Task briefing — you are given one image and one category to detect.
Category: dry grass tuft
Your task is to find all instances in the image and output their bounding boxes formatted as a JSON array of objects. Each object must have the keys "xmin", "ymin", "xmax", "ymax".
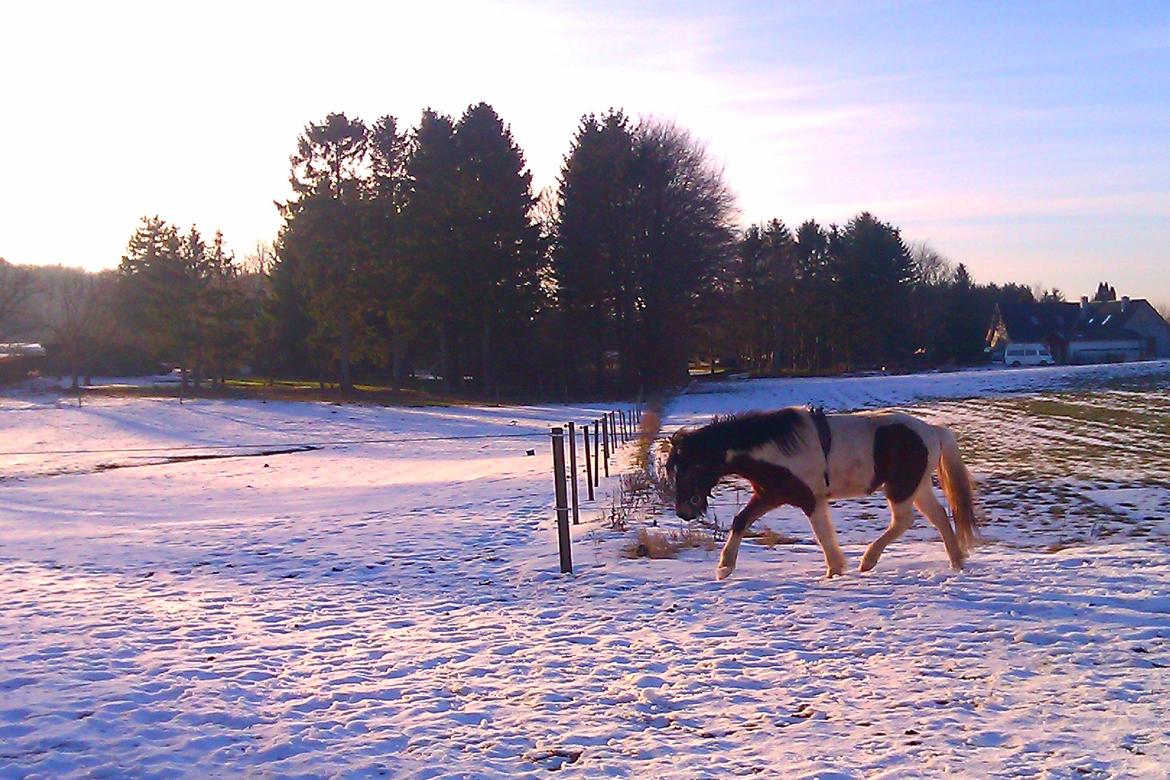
[
  {"xmin": 751, "ymin": 527, "xmax": 800, "ymax": 548},
  {"xmin": 623, "ymin": 527, "xmax": 715, "ymax": 559},
  {"xmin": 632, "ymin": 407, "xmax": 663, "ymax": 472}
]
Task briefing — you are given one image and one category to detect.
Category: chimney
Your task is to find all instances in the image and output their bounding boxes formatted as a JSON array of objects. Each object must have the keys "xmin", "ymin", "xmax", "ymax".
[
  {"xmin": 1080, "ymin": 295, "xmax": 1089, "ymax": 311},
  {"xmin": 1121, "ymin": 296, "xmax": 1130, "ymax": 312}
]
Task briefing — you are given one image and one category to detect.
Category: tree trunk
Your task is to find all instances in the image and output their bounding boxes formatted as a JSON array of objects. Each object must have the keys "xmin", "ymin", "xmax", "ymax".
[
  {"xmin": 338, "ymin": 317, "xmax": 353, "ymax": 393},
  {"xmin": 481, "ymin": 312, "xmax": 491, "ymax": 396},
  {"xmin": 439, "ymin": 318, "xmax": 451, "ymax": 394},
  {"xmin": 391, "ymin": 322, "xmax": 403, "ymax": 391}
]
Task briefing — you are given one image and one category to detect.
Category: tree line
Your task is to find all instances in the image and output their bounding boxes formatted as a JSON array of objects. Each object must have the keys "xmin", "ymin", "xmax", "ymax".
[{"xmin": 1, "ymin": 104, "xmax": 1083, "ymax": 396}]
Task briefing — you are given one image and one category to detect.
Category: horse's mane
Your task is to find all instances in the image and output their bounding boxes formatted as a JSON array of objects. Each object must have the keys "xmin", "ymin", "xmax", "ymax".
[{"xmin": 674, "ymin": 408, "xmax": 807, "ymax": 458}]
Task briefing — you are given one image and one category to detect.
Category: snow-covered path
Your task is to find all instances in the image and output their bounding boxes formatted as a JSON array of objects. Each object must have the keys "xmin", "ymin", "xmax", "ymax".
[{"xmin": 2, "ymin": 362, "xmax": 1169, "ymax": 778}]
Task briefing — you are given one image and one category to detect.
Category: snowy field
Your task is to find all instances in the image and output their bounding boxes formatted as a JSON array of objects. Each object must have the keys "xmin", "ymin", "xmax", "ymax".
[{"xmin": 2, "ymin": 361, "xmax": 1169, "ymax": 778}]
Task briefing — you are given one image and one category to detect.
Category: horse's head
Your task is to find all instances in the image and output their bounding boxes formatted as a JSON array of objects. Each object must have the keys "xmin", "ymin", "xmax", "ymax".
[{"xmin": 665, "ymin": 429, "xmax": 724, "ymax": 521}]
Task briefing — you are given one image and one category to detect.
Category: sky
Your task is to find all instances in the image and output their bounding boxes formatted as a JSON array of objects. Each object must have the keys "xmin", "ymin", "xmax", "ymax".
[{"xmin": 2, "ymin": 0, "xmax": 1168, "ymax": 307}]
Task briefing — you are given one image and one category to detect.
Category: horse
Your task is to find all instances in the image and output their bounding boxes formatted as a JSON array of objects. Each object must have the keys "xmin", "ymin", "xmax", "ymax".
[{"xmin": 664, "ymin": 407, "xmax": 979, "ymax": 580}]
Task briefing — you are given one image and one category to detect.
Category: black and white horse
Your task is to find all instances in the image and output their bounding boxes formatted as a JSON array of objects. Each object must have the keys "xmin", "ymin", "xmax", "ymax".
[{"xmin": 665, "ymin": 407, "xmax": 978, "ymax": 579}]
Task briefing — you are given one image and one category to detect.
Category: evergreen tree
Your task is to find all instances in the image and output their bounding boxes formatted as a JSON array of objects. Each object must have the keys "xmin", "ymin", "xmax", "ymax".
[
  {"xmin": 199, "ymin": 231, "xmax": 248, "ymax": 385},
  {"xmin": 1093, "ymin": 281, "xmax": 1117, "ymax": 302},
  {"xmin": 118, "ymin": 216, "xmax": 202, "ymax": 388},
  {"xmin": 453, "ymin": 102, "xmax": 543, "ymax": 396},
  {"xmin": 830, "ymin": 213, "xmax": 913, "ymax": 367},
  {"xmin": 553, "ymin": 111, "xmax": 638, "ymax": 391},
  {"xmin": 278, "ymin": 112, "xmax": 371, "ymax": 391},
  {"xmin": 366, "ymin": 114, "xmax": 411, "ymax": 388},
  {"xmin": 792, "ymin": 220, "xmax": 834, "ymax": 369},
  {"xmin": 401, "ymin": 109, "xmax": 464, "ymax": 392}
]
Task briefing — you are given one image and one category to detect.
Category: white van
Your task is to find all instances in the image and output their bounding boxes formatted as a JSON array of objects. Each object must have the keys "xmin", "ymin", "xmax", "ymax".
[{"xmin": 1004, "ymin": 343, "xmax": 1053, "ymax": 367}]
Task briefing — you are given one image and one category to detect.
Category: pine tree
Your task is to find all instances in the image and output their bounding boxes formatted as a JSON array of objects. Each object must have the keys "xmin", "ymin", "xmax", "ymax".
[
  {"xmin": 368, "ymin": 114, "xmax": 410, "ymax": 389},
  {"xmin": 200, "ymin": 231, "xmax": 247, "ymax": 385},
  {"xmin": 553, "ymin": 111, "xmax": 638, "ymax": 392},
  {"xmin": 453, "ymin": 102, "xmax": 542, "ymax": 396},
  {"xmin": 830, "ymin": 213, "xmax": 913, "ymax": 368},
  {"xmin": 118, "ymin": 216, "xmax": 202, "ymax": 388},
  {"xmin": 792, "ymin": 220, "xmax": 833, "ymax": 369},
  {"xmin": 401, "ymin": 109, "xmax": 463, "ymax": 392},
  {"xmin": 279, "ymin": 112, "xmax": 371, "ymax": 391}
]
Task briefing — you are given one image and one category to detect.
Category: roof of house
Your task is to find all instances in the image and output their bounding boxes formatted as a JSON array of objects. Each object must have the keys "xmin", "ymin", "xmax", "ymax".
[
  {"xmin": 998, "ymin": 302, "xmax": 1081, "ymax": 342},
  {"xmin": 998, "ymin": 299, "xmax": 1163, "ymax": 344},
  {"xmin": 0, "ymin": 342, "xmax": 46, "ymax": 361}
]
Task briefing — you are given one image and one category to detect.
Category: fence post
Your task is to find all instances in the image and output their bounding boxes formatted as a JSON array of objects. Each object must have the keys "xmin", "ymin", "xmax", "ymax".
[
  {"xmin": 601, "ymin": 415, "xmax": 610, "ymax": 477},
  {"xmin": 551, "ymin": 427, "xmax": 573, "ymax": 574},
  {"xmin": 583, "ymin": 423, "xmax": 594, "ymax": 501},
  {"xmin": 618, "ymin": 409, "xmax": 625, "ymax": 442},
  {"xmin": 593, "ymin": 420, "xmax": 601, "ymax": 487},
  {"xmin": 611, "ymin": 411, "xmax": 618, "ymax": 449},
  {"xmin": 567, "ymin": 421, "xmax": 580, "ymax": 525}
]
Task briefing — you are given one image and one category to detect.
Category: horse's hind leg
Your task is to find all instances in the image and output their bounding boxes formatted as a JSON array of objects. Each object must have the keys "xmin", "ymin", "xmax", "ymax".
[
  {"xmin": 806, "ymin": 501, "xmax": 847, "ymax": 578},
  {"xmin": 859, "ymin": 498, "xmax": 915, "ymax": 572},
  {"xmin": 914, "ymin": 486, "xmax": 965, "ymax": 570}
]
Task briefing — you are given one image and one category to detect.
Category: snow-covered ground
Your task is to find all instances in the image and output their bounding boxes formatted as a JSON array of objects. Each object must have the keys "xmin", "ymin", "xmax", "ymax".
[{"xmin": 2, "ymin": 362, "xmax": 1169, "ymax": 778}]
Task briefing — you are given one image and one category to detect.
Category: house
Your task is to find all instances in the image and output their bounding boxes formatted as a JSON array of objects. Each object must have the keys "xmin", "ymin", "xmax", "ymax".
[
  {"xmin": 0, "ymin": 342, "xmax": 46, "ymax": 383},
  {"xmin": 986, "ymin": 296, "xmax": 1170, "ymax": 364}
]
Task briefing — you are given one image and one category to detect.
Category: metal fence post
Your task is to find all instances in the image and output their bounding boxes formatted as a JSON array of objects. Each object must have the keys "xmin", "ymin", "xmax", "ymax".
[
  {"xmin": 601, "ymin": 415, "xmax": 610, "ymax": 477},
  {"xmin": 551, "ymin": 427, "xmax": 573, "ymax": 574},
  {"xmin": 567, "ymin": 421, "xmax": 580, "ymax": 525},
  {"xmin": 593, "ymin": 420, "xmax": 601, "ymax": 486},
  {"xmin": 583, "ymin": 423, "xmax": 594, "ymax": 501}
]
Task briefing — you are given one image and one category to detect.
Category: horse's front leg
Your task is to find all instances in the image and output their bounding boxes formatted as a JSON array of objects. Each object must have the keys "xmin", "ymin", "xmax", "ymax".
[
  {"xmin": 805, "ymin": 500, "xmax": 847, "ymax": 578},
  {"xmin": 716, "ymin": 494, "xmax": 773, "ymax": 580}
]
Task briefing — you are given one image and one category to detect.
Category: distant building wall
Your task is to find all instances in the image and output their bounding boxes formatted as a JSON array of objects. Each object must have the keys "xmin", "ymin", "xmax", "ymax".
[
  {"xmin": 1067, "ymin": 339, "xmax": 1142, "ymax": 364},
  {"xmin": 1124, "ymin": 304, "xmax": 1170, "ymax": 358}
]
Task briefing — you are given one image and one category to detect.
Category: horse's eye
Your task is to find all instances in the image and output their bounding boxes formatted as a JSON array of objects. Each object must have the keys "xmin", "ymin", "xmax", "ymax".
[{"xmin": 689, "ymin": 495, "xmax": 702, "ymax": 507}]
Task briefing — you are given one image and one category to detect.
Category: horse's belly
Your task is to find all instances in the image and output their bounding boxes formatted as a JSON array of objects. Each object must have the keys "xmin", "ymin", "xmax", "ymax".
[
  {"xmin": 826, "ymin": 476, "xmax": 873, "ymax": 500},
  {"xmin": 825, "ymin": 452, "xmax": 876, "ymax": 499}
]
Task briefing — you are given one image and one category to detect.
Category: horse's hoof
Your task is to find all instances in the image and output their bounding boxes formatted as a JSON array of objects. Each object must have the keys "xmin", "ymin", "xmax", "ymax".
[
  {"xmin": 715, "ymin": 566, "xmax": 734, "ymax": 581},
  {"xmin": 858, "ymin": 557, "xmax": 878, "ymax": 573},
  {"xmin": 826, "ymin": 566, "xmax": 845, "ymax": 579}
]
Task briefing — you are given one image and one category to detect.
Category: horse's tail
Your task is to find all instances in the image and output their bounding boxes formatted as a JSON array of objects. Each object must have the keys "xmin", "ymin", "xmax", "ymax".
[{"xmin": 936, "ymin": 426, "xmax": 979, "ymax": 553}]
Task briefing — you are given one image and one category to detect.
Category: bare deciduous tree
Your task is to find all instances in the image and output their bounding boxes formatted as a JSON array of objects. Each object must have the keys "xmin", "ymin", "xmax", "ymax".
[
  {"xmin": 35, "ymin": 268, "xmax": 116, "ymax": 389},
  {"xmin": 0, "ymin": 258, "xmax": 35, "ymax": 338},
  {"xmin": 909, "ymin": 241, "xmax": 955, "ymax": 287}
]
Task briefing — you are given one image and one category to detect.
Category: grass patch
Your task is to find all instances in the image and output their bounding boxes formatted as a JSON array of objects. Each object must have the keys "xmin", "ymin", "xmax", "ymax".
[
  {"xmin": 622, "ymin": 527, "xmax": 715, "ymax": 559},
  {"xmin": 1020, "ymin": 396, "xmax": 1170, "ymax": 435},
  {"xmin": 750, "ymin": 527, "xmax": 800, "ymax": 548},
  {"xmin": 80, "ymin": 380, "xmax": 467, "ymax": 407}
]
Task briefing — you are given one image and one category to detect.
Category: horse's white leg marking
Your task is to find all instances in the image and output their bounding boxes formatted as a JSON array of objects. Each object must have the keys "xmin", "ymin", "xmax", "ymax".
[
  {"xmin": 914, "ymin": 487, "xmax": 965, "ymax": 569},
  {"xmin": 807, "ymin": 501, "xmax": 846, "ymax": 577},
  {"xmin": 859, "ymin": 498, "xmax": 915, "ymax": 572},
  {"xmin": 716, "ymin": 535, "xmax": 743, "ymax": 581},
  {"xmin": 716, "ymin": 495, "xmax": 771, "ymax": 581}
]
